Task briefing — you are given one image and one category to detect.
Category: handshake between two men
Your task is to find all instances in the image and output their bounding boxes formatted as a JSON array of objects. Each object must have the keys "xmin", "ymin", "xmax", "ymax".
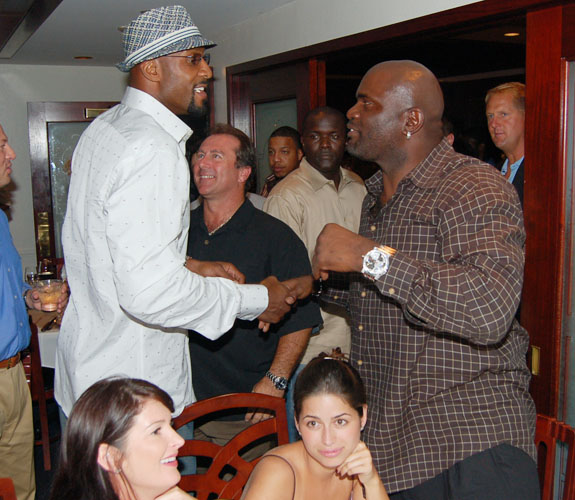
[
  {"xmin": 185, "ymin": 222, "xmax": 365, "ymax": 331},
  {"xmin": 185, "ymin": 257, "xmax": 315, "ymax": 332}
]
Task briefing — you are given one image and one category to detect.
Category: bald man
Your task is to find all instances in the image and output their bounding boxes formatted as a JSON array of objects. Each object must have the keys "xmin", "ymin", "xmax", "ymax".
[{"xmin": 312, "ymin": 61, "xmax": 537, "ymax": 499}]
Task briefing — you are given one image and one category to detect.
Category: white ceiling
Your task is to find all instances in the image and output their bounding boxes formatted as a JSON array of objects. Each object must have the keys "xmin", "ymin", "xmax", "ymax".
[{"xmin": 3, "ymin": 0, "xmax": 294, "ymax": 67}]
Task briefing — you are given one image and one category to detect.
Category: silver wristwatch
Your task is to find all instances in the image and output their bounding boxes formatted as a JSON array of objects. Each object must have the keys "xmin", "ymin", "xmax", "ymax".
[
  {"xmin": 265, "ymin": 370, "xmax": 288, "ymax": 391},
  {"xmin": 362, "ymin": 246, "xmax": 396, "ymax": 281}
]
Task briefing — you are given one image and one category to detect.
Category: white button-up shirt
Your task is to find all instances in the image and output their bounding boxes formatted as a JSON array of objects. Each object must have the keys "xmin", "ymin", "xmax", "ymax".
[{"xmin": 56, "ymin": 87, "xmax": 268, "ymax": 416}]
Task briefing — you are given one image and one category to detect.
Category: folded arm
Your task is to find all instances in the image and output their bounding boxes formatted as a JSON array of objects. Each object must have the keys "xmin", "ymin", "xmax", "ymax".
[{"xmin": 313, "ymin": 175, "xmax": 525, "ymax": 346}]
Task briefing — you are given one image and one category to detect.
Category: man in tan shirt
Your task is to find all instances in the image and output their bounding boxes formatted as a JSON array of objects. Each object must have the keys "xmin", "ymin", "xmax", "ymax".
[{"xmin": 264, "ymin": 106, "xmax": 366, "ymax": 440}]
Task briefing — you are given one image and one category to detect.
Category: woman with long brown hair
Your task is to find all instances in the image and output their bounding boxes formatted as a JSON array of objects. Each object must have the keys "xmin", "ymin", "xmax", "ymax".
[
  {"xmin": 49, "ymin": 377, "xmax": 194, "ymax": 500},
  {"xmin": 241, "ymin": 349, "xmax": 388, "ymax": 500}
]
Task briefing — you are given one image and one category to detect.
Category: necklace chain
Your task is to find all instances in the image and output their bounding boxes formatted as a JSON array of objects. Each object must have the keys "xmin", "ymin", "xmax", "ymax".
[{"xmin": 207, "ymin": 213, "xmax": 234, "ymax": 236}]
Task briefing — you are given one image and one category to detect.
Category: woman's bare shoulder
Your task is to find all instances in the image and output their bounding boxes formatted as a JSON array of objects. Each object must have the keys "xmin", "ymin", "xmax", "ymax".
[
  {"xmin": 263, "ymin": 442, "xmax": 298, "ymax": 457},
  {"xmin": 240, "ymin": 444, "xmax": 300, "ymax": 500}
]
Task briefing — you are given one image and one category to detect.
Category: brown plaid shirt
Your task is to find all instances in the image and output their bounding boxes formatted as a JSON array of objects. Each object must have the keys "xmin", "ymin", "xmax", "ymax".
[{"xmin": 328, "ymin": 139, "xmax": 536, "ymax": 493}]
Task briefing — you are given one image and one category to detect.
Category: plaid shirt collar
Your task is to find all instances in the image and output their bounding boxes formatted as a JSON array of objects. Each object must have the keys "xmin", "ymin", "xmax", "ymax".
[{"xmin": 364, "ymin": 137, "xmax": 454, "ymax": 207}]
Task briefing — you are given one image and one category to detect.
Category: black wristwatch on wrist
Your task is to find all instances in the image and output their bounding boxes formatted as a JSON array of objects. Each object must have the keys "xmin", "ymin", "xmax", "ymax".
[{"xmin": 265, "ymin": 370, "xmax": 288, "ymax": 391}]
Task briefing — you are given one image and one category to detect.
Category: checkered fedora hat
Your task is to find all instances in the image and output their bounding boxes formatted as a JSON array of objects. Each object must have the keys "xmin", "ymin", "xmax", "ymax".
[{"xmin": 116, "ymin": 5, "xmax": 216, "ymax": 72}]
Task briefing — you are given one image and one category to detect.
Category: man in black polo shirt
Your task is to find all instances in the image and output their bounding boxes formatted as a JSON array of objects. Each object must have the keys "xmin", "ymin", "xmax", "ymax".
[{"xmin": 188, "ymin": 124, "xmax": 321, "ymax": 457}]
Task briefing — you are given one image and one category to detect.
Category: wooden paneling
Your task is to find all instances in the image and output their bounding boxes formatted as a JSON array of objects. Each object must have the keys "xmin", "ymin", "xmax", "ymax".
[
  {"xmin": 227, "ymin": 60, "xmax": 326, "ymax": 139},
  {"xmin": 308, "ymin": 58, "xmax": 327, "ymax": 110},
  {"xmin": 562, "ymin": 4, "xmax": 575, "ymax": 60},
  {"xmin": 523, "ymin": 6, "xmax": 566, "ymax": 416},
  {"xmin": 227, "ymin": 0, "xmax": 565, "ymax": 77}
]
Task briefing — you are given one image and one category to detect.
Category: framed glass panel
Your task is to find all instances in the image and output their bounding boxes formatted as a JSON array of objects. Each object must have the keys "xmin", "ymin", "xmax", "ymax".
[
  {"xmin": 254, "ymin": 99, "xmax": 298, "ymax": 192},
  {"xmin": 28, "ymin": 101, "xmax": 117, "ymax": 261},
  {"xmin": 47, "ymin": 121, "xmax": 89, "ymax": 257}
]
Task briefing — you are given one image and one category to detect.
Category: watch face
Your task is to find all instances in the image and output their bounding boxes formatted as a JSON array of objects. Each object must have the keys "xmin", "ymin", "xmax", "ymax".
[
  {"xmin": 267, "ymin": 371, "xmax": 288, "ymax": 390},
  {"xmin": 276, "ymin": 379, "xmax": 288, "ymax": 390},
  {"xmin": 363, "ymin": 248, "xmax": 390, "ymax": 279}
]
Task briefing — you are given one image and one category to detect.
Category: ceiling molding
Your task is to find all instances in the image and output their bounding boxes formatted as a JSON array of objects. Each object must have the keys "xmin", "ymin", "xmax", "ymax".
[{"xmin": 0, "ymin": 0, "xmax": 63, "ymax": 58}]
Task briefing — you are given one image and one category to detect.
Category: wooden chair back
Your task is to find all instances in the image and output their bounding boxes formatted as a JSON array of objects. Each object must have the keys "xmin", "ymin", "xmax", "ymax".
[
  {"xmin": 21, "ymin": 318, "xmax": 55, "ymax": 470},
  {"xmin": 536, "ymin": 414, "xmax": 575, "ymax": 500},
  {"xmin": 172, "ymin": 393, "xmax": 289, "ymax": 500},
  {"xmin": 0, "ymin": 477, "xmax": 17, "ymax": 500}
]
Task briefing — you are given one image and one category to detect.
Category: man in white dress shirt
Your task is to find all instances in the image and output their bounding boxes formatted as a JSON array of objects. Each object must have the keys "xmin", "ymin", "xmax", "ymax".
[{"xmin": 57, "ymin": 6, "xmax": 297, "ymax": 428}]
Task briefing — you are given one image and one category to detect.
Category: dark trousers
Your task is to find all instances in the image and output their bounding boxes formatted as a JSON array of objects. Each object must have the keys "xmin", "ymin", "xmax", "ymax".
[{"xmin": 389, "ymin": 444, "xmax": 539, "ymax": 500}]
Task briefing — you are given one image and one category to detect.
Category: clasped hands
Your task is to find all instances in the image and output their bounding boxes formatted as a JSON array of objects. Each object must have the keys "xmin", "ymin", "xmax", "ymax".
[
  {"xmin": 185, "ymin": 225, "xmax": 375, "ymax": 331},
  {"xmin": 185, "ymin": 257, "xmax": 314, "ymax": 332},
  {"xmin": 185, "ymin": 224, "xmax": 374, "ymax": 331}
]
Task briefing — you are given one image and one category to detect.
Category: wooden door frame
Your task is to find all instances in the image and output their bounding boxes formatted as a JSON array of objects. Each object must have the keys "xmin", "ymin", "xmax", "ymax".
[
  {"xmin": 524, "ymin": 5, "xmax": 575, "ymax": 416},
  {"xmin": 227, "ymin": 0, "xmax": 575, "ymax": 416},
  {"xmin": 227, "ymin": 58, "xmax": 325, "ymax": 142},
  {"xmin": 27, "ymin": 101, "xmax": 116, "ymax": 261}
]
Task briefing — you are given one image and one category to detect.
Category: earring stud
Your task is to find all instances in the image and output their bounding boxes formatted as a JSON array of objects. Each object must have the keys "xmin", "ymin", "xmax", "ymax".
[{"xmin": 406, "ymin": 131, "xmax": 412, "ymax": 139}]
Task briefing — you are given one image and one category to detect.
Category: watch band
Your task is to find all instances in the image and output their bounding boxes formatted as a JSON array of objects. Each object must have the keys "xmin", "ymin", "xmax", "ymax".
[{"xmin": 265, "ymin": 370, "xmax": 288, "ymax": 391}]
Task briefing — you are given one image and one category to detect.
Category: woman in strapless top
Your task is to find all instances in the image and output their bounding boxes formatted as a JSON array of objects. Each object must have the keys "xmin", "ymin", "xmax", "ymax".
[{"xmin": 241, "ymin": 349, "xmax": 389, "ymax": 500}]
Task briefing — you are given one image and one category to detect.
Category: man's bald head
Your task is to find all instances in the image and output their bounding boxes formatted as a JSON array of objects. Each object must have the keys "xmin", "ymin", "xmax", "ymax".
[
  {"xmin": 346, "ymin": 60, "xmax": 445, "ymax": 169},
  {"xmin": 368, "ymin": 60, "xmax": 444, "ymax": 133}
]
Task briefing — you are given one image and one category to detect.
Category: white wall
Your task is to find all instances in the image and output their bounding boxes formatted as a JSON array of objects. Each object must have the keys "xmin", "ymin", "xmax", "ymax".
[
  {"xmin": 210, "ymin": 0, "xmax": 480, "ymax": 122},
  {"xmin": 0, "ymin": 65, "xmax": 126, "ymax": 268},
  {"xmin": 0, "ymin": 0, "xmax": 479, "ymax": 264}
]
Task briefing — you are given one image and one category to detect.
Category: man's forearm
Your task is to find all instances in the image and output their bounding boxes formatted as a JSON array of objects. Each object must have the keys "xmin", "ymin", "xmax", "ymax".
[{"xmin": 268, "ymin": 327, "xmax": 311, "ymax": 378}]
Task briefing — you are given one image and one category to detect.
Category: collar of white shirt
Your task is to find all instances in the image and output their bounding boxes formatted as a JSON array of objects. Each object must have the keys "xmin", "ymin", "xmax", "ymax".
[{"xmin": 123, "ymin": 86, "xmax": 193, "ymax": 144}]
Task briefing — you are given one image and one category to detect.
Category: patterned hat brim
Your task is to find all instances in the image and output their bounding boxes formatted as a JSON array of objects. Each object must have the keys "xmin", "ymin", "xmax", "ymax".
[{"xmin": 116, "ymin": 34, "xmax": 216, "ymax": 72}]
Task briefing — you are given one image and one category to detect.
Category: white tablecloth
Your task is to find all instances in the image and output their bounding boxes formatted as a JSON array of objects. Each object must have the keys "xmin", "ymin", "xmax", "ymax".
[{"xmin": 38, "ymin": 328, "xmax": 59, "ymax": 369}]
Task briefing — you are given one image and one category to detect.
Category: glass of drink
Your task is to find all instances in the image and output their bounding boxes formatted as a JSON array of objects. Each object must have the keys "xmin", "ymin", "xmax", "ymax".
[
  {"xmin": 38, "ymin": 259, "xmax": 58, "ymax": 280},
  {"xmin": 35, "ymin": 279, "xmax": 63, "ymax": 312},
  {"xmin": 24, "ymin": 266, "xmax": 37, "ymax": 286}
]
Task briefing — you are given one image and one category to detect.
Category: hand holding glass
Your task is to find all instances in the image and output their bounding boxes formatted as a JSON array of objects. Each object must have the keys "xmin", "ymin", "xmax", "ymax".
[{"xmin": 35, "ymin": 279, "xmax": 64, "ymax": 312}]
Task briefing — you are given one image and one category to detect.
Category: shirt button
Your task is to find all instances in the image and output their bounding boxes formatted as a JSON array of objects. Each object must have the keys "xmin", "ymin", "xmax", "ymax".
[
  {"xmin": 361, "ymin": 291, "xmax": 366, "ymax": 298},
  {"xmin": 370, "ymin": 225, "xmax": 376, "ymax": 231},
  {"xmin": 204, "ymin": 239, "xmax": 209, "ymax": 245},
  {"xmin": 358, "ymin": 324, "xmax": 364, "ymax": 331},
  {"xmin": 389, "ymin": 287, "xmax": 395, "ymax": 295},
  {"xmin": 357, "ymin": 359, "xmax": 363, "ymax": 366}
]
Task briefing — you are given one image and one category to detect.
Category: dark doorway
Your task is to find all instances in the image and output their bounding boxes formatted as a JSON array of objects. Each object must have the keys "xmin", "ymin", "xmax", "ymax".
[{"xmin": 324, "ymin": 15, "xmax": 526, "ymax": 166}]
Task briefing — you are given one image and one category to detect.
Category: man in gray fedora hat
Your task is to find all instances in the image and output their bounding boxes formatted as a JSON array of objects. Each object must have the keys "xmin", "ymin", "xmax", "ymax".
[{"xmin": 57, "ymin": 5, "xmax": 300, "ymax": 440}]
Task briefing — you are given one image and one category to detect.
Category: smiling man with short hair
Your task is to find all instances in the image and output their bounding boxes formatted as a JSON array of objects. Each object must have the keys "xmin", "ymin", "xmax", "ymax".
[{"xmin": 188, "ymin": 124, "xmax": 320, "ymax": 457}]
